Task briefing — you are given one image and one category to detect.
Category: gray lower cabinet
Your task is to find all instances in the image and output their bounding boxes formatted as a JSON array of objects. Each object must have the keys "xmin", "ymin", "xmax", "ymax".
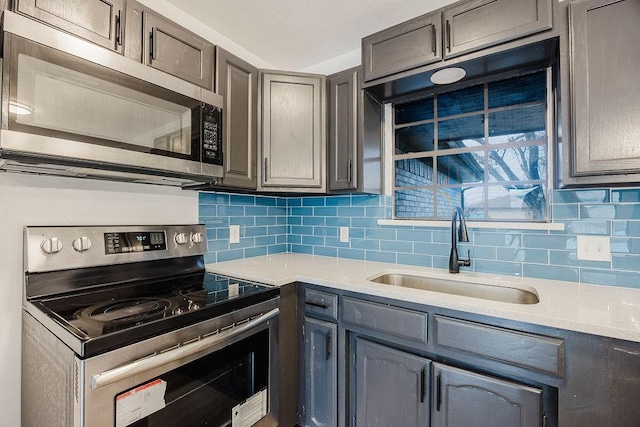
[
  {"xmin": 15, "ymin": 0, "xmax": 124, "ymax": 53},
  {"xmin": 563, "ymin": 0, "xmax": 640, "ymax": 185},
  {"xmin": 327, "ymin": 67, "xmax": 383, "ymax": 193},
  {"xmin": 432, "ymin": 363, "xmax": 542, "ymax": 427},
  {"xmin": 259, "ymin": 71, "xmax": 326, "ymax": 192},
  {"xmin": 442, "ymin": 0, "xmax": 552, "ymax": 59},
  {"xmin": 216, "ymin": 47, "xmax": 258, "ymax": 189},
  {"xmin": 303, "ymin": 317, "xmax": 338, "ymax": 427},
  {"xmin": 362, "ymin": 11, "xmax": 441, "ymax": 82},
  {"xmin": 354, "ymin": 338, "xmax": 431, "ymax": 427}
]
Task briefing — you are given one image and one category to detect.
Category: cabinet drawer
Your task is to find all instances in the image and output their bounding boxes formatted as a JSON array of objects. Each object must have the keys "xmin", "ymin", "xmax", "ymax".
[
  {"xmin": 342, "ymin": 297, "xmax": 428, "ymax": 344},
  {"xmin": 304, "ymin": 289, "xmax": 338, "ymax": 321},
  {"xmin": 435, "ymin": 316, "xmax": 564, "ymax": 376}
]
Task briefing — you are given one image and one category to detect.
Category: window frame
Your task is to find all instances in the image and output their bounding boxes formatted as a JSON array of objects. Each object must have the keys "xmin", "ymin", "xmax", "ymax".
[{"xmin": 391, "ymin": 67, "xmax": 554, "ymax": 222}]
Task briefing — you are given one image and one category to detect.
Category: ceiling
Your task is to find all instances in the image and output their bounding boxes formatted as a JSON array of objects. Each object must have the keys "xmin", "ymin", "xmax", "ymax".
[{"xmin": 166, "ymin": 0, "xmax": 457, "ymax": 71}]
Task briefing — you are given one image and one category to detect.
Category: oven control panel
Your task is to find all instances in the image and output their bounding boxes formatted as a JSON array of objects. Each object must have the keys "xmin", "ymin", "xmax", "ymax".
[{"xmin": 25, "ymin": 225, "xmax": 208, "ymax": 273}]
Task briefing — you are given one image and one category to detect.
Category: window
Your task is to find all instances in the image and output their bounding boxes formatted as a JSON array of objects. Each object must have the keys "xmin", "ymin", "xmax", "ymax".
[{"xmin": 393, "ymin": 70, "xmax": 550, "ymax": 221}]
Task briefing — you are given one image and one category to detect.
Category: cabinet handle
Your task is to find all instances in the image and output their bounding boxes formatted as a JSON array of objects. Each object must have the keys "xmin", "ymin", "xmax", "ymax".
[
  {"xmin": 264, "ymin": 158, "xmax": 268, "ymax": 183},
  {"xmin": 431, "ymin": 24, "xmax": 436, "ymax": 54},
  {"xmin": 305, "ymin": 300, "xmax": 329, "ymax": 309},
  {"xmin": 436, "ymin": 374, "xmax": 442, "ymax": 411},
  {"xmin": 326, "ymin": 330, "xmax": 332, "ymax": 360},
  {"xmin": 446, "ymin": 20, "xmax": 451, "ymax": 52},
  {"xmin": 115, "ymin": 10, "xmax": 122, "ymax": 46},
  {"xmin": 150, "ymin": 27, "xmax": 158, "ymax": 60},
  {"xmin": 348, "ymin": 160, "xmax": 353, "ymax": 183},
  {"xmin": 420, "ymin": 368, "xmax": 426, "ymax": 403}
]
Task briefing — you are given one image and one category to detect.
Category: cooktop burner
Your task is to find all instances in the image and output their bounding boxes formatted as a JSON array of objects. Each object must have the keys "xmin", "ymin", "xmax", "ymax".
[{"xmin": 31, "ymin": 272, "xmax": 278, "ymax": 356}]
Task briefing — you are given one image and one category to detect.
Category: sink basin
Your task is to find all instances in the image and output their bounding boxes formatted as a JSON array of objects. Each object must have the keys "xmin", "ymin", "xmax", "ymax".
[{"xmin": 368, "ymin": 273, "xmax": 539, "ymax": 305}]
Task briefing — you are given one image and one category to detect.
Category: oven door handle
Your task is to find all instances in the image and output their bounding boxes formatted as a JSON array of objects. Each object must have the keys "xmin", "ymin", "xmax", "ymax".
[{"xmin": 90, "ymin": 308, "xmax": 279, "ymax": 390}]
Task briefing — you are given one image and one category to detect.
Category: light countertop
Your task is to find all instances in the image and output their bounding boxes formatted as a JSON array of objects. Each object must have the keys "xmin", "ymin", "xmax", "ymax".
[{"xmin": 206, "ymin": 253, "xmax": 640, "ymax": 343}]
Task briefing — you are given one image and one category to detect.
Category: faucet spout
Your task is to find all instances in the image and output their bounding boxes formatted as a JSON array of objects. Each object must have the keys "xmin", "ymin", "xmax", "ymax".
[{"xmin": 449, "ymin": 207, "xmax": 471, "ymax": 274}]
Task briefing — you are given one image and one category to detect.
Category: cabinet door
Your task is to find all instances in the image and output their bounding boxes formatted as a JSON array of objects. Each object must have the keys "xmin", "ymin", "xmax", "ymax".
[
  {"xmin": 568, "ymin": 0, "xmax": 640, "ymax": 182},
  {"xmin": 432, "ymin": 363, "xmax": 541, "ymax": 427},
  {"xmin": 355, "ymin": 338, "xmax": 430, "ymax": 427},
  {"xmin": 303, "ymin": 317, "xmax": 337, "ymax": 427},
  {"xmin": 260, "ymin": 71, "xmax": 326, "ymax": 191},
  {"xmin": 362, "ymin": 11, "xmax": 441, "ymax": 82},
  {"xmin": 144, "ymin": 10, "xmax": 214, "ymax": 90},
  {"xmin": 328, "ymin": 69, "xmax": 357, "ymax": 191},
  {"xmin": 443, "ymin": 0, "xmax": 552, "ymax": 59},
  {"xmin": 16, "ymin": 0, "xmax": 124, "ymax": 53},
  {"xmin": 216, "ymin": 48, "xmax": 258, "ymax": 189}
]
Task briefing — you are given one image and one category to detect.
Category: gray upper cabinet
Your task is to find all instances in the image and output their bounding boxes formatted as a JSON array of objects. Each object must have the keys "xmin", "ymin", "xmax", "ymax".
[
  {"xmin": 432, "ymin": 363, "xmax": 542, "ymax": 427},
  {"xmin": 327, "ymin": 67, "xmax": 383, "ymax": 194},
  {"xmin": 362, "ymin": 11, "xmax": 441, "ymax": 82},
  {"xmin": 563, "ymin": 0, "xmax": 640, "ymax": 185},
  {"xmin": 355, "ymin": 338, "xmax": 431, "ymax": 427},
  {"xmin": 303, "ymin": 317, "xmax": 338, "ymax": 427},
  {"xmin": 15, "ymin": 0, "xmax": 124, "ymax": 53},
  {"xmin": 259, "ymin": 71, "xmax": 326, "ymax": 192},
  {"xmin": 141, "ymin": 8, "xmax": 214, "ymax": 90},
  {"xmin": 216, "ymin": 48, "xmax": 258, "ymax": 189},
  {"xmin": 328, "ymin": 68, "xmax": 357, "ymax": 191},
  {"xmin": 442, "ymin": 0, "xmax": 552, "ymax": 59}
]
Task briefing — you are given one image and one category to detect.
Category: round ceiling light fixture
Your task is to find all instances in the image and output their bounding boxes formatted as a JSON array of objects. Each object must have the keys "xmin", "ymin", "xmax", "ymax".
[{"xmin": 430, "ymin": 67, "xmax": 466, "ymax": 85}]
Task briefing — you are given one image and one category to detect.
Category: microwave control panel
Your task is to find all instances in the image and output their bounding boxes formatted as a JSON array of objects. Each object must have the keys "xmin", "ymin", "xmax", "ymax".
[{"xmin": 201, "ymin": 104, "xmax": 222, "ymax": 165}]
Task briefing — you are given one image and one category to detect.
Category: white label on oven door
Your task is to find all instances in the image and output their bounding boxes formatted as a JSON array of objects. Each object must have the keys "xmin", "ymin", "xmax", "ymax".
[
  {"xmin": 115, "ymin": 378, "xmax": 167, "ymax": 427},
  {"xmin": 232, "ymin": 388, "xmax": 267, "ymax": 427}
]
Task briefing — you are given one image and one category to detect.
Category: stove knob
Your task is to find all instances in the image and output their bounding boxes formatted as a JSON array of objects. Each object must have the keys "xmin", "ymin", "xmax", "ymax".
[
  {"xmin": 72, "ymin": 236, "xmax": 92, "ymax": 252},
  {"xmin": 175, "ymin": 232, "xmax": 188, "ymax": 245},
  {"xmin": 191, "ymin": 232, "xmax": 204, "ymax": 244},
  {"xmin": 41, "ymin": 237, "xmax": 63, "ymax": 255}
]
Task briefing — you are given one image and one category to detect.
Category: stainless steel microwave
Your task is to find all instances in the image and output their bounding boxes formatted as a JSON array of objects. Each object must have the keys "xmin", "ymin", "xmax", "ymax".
[{"xmin": 0, "ymin": 12, "xmax": 223, "ymax": 186}]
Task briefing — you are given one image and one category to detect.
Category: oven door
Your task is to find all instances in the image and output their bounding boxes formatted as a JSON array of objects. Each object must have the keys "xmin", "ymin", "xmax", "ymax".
[
  {"xmin": 1, "ymin": 23, "xmax": 223, "ymax": 180},
  {"xmin": 80, "ymin": 305, "xmax": 279, "ymax": 427}
]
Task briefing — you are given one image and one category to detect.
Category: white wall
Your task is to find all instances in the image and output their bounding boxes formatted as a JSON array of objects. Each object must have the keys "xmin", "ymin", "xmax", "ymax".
[{"xmin": 0, "ymin": 173, "xmax": 198, "ymax": 427}]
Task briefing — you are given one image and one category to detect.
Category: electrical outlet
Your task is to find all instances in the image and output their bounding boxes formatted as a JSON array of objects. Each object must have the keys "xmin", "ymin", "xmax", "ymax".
[
  {"xmin": 229, "ymin": 225, "xmax": 240, "ymax": 244},
  {"xmin": 340, "ymin": 227, "xmax": 349, "ymax": 243},
  {"xmin": 576, "ymin": 235, "xmax": 610, "ymax": 262}
]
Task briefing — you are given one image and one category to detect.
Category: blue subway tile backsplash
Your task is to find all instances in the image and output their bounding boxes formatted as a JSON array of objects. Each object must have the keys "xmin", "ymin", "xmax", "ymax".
[{"xmin": 199, "ymin": 189, "xmax": 640, "ymax": 290}]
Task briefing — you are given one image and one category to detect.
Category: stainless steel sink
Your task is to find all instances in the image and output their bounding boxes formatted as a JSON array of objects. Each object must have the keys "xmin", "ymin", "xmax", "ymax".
[{"xmin": 368, "ymin": 273, "xmax": 539, "ymax": 305}]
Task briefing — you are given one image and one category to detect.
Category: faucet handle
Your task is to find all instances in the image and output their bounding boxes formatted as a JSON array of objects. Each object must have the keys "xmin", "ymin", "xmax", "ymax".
[{"xmin": 461, "ymin": 250, "xmax": 471, "ymax": 267}]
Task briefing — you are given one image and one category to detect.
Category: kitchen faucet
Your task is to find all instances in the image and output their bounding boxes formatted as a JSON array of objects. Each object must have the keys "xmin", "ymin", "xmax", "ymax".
[{"xmin": 449, "ymin": 207, "xmax": 471, "ymax": 274}]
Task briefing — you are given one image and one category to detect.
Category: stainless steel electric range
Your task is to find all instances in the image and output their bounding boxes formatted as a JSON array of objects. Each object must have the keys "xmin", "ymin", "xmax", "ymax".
[{"xmin": 22, "ymin": 225, "xmax": 280, "ymax": 427}]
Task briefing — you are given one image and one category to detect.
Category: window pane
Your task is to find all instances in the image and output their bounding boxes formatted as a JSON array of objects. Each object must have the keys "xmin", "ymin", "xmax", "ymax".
[
  {"xmin": 486, "ymin": 185, "xmax": 547, "ymax": 220},
  {"xmin": 437, "ymin": 153, "xmax": 484, "ymax": 184},
  {"xmin": 438, "ymin": 115, "xmax": 484, "ymax": 149},
  {"xmin": 488, "ymin": 105, "xmax": 546, "ymax": 144},
  {"xmin": 487, "ymin": 145, "xmax": 546, "ymax": 182},
  {"xmin": 488, "ymin": 71, "xmax": 546, "ymax": 109},
  {"xmin": 459, "ymin": 187, "xmax": 486, "ymax": 219},
  {"xmin": 437, "ymin": 84, "xmax": 484, "ymax": 117},
  {"xmin": 395, "ymin": 97, "xmax": 434, "ymax": 125},
  {"xmin": 395, "ymin": 158, "xmax": 434, "ymax": 187},
  {"xmin": 395, "ymin": 189, "xmax": 434, "ymax": 218},
  {"xmin": 396, "ymin": 123, "xmax": 434, "ymax": 154}
]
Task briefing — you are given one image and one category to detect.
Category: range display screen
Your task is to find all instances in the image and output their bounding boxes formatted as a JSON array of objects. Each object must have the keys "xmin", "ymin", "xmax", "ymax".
[{"xmin": 105, "ymin": 231, "xmax": 166, "ymax": 254}]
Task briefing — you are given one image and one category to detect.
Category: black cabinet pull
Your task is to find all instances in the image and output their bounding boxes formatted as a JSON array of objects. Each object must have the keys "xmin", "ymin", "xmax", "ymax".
[
  {"xmin": 326, "ymin": 331, "xmax": 332, "ymax": 360},
  {"xmin": 431, "ymin": 24, "xmax": 436, "ymax": 54},
  {"xmin": 305, "ymin": 300, "xmax": 329, "ymax": 309},
  {"xmin": 115, "ymin": 10, "xmax": 122, "ymax": 46},
  {"xmin": 264, "ymin": 158, "xmax": 268, "ymax": 183},
  {"xmin": 420, "ymin": 368, "xmax": 426, "ymax": 403},
  {"xmin": 436, "ymin": 374, "xmax": 442, "ymax": 411},
  {"xmin": 150, "ymin": 27, "xmax": 158, "ymax": 60},
  {"xmin": 446, "ymin": 20, "xmax": 451, "ymax": 52},
  {"xmin": 348, "ymin": 160, "xmax": 353, "ymax": 183}
]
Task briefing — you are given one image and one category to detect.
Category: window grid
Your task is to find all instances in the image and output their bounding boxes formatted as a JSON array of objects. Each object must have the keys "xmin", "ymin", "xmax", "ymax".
[{"xmin": 393, "ymin": 70, "xmax": 550, "ymax": 221}]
